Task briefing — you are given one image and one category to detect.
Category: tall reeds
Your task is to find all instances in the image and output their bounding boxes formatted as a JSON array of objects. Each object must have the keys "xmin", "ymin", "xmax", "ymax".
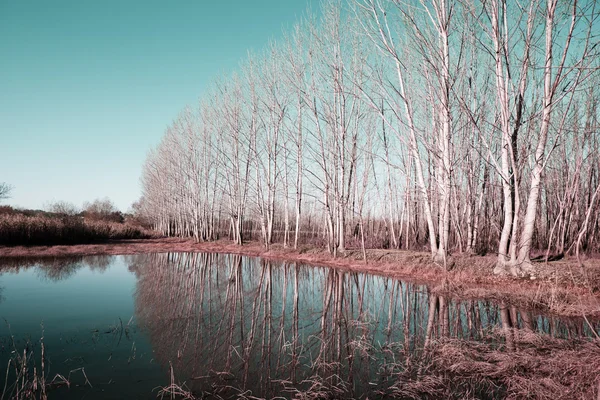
[
  {"xmin": 0, "ymin": 214, "xmax": 158, "ymax": 246},
  {"xmin": 1, "ymin": 326, "xmax": 92, "ymax": 400}
]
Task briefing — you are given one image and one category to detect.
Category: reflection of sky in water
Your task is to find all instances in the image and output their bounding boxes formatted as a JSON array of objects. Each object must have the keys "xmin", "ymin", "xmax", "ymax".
[
  {"xmin": 0, "ymin": 256, "xmax": 163, "ymax": 399},
  {"xmin": 0, "ymin": 254, "xmax": 598, "ymax": 399},
  {"xmin": 1, "ymin": 257, "xmax": 135, "ymax": 334}
]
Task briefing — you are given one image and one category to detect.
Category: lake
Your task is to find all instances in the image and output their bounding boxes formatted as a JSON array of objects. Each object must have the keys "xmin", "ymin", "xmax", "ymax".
[{"xmin": 0, "ymin": 253, "xmax": 598, "ymax": 399}]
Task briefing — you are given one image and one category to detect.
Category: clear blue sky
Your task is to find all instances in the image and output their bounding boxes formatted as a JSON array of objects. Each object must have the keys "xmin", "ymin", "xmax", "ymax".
[{"xmin": 0, "ymin": 0, "xmax": 315, "ymax": 212}]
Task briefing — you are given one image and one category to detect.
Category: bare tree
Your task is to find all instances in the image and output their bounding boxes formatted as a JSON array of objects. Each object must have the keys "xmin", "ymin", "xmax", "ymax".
[
  {"xmin": 282, "ymin": 23, "xmax": 308, "ymax": 250},
  {"xmin": 213, "ymin": 75, "xmax": 253, "ymax": 245},
  {"xmin": 46, "ymin": 201, "xmax": 79, "ymax": 216},
  {"xmin": 355, "ymin": 0, "xmax": 448, "ymax": 260},
  {"xmin": 0, "ymin": 182, "xmax": 13, "ymax": 201},
  {"xmin": 246, "ymin": 47, "xmax": 289, "ymax": 249},
  {"xmin": 83, "ymin": 198, "xmax": 121, "ymax": 222}
]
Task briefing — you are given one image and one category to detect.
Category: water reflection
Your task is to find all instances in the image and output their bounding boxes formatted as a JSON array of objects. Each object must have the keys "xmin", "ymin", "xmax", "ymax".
[
  {"xmin": 0, "ymin": 255, "xmax": 114, "ymax": 281},
  {"xmin": 131, "ymin": 252, "xmax": 600, "ymax": 398}
]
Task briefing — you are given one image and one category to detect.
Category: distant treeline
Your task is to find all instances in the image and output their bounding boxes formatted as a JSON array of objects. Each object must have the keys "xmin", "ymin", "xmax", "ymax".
[
  {"xmin": 0, "ymin": 204, "xmax": 157, "ymax": 246},
  {"xmin": 0, "ymin": 205, "xmax": 124, "ymax": 223}
]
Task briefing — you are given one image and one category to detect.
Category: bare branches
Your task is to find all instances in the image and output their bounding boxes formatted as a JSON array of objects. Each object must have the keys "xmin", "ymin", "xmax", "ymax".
[
  {"xmin": 0, "ymin": 183, "xmax": 12, "ymax": 201},
  {"xmin": 137, "ymin": 0, "xmax": 600, "ymax": 262}
]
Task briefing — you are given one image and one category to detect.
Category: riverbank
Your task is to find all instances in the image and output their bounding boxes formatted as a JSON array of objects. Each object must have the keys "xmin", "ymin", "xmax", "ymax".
[{"xmin": 1, "ymin": 238, "xmax": 599, "ymax": 317}]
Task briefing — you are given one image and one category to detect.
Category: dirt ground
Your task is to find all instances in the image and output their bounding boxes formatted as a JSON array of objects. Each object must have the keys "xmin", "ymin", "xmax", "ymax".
[{"xmin": 1, "ymin": 238, "xmax": 599, "ymax": 317}]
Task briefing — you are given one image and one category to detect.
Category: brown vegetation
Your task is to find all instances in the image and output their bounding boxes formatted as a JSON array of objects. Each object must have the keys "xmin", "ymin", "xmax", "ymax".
[
  {"xmin": 381, "ymin": 330, "xmax": 600, "ymax": 400},
  {"xmin": 0, "ymin": 212, "xmax": 157, "ymax": 246},
  {"xmin": 1, "ymin": 330, "xmax": 92, "ymax": 400}
]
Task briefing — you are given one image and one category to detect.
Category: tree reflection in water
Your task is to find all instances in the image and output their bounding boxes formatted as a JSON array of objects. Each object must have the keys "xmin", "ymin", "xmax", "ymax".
[
  {"xmin": 0, "ymin": 255, "xmax": 114, "ymax": 282},
  {"xmin": 131, "ymin": 253, "xmax": 599, "ymax": 398}
]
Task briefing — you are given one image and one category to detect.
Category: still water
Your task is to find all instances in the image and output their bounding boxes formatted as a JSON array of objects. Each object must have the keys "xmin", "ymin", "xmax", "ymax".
[{"xmin": 0, "ymin": 253, "xmax": 597, "ymax": 399}]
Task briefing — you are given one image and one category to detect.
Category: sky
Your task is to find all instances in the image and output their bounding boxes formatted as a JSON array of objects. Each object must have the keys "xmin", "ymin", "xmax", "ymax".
[{"xmin": 0, "ymin": 0, "xmax": 315, "ymax": 212}]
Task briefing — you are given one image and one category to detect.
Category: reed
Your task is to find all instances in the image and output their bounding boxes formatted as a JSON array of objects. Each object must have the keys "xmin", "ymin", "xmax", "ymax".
[
  {"xmin": 1, "ymin": 325, "xmax": 92, "ymax": 400},
  {"xmin": 151, "ymin": 329, "xmax": 600, "ymax": 400},
  {"xmin": 0, "ymin": 214, "xmax": 158, "ymax": 246},
  {"xmin": 381, "ymin": 329, "xmax": 600, "ymax": 400}
]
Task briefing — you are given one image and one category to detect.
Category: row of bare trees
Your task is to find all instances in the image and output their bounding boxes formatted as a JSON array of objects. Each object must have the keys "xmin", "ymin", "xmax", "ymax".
[{"xmin": 139, "ymin": 0, "xmax": 600, "ymax": 274}]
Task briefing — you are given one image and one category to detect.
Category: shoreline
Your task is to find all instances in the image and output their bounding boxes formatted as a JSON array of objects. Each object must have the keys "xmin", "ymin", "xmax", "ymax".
[{"xmin": 1, "ymin": 237, "xmax": 599, "ymax": 317}]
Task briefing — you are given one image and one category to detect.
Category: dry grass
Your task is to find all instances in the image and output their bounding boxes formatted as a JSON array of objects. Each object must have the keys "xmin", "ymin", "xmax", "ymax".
[
  {"xmin": 382, "ymin": 329, "xmax": 600, "ymax": 400},
  {"xmin": 153, "ymin": 329, "xmax": 600, "ymax": 399},
  {"xmin": 156, "ymin": 363, "xmax": 195, "ymax": 400},
  {"xmin": 0, "ymin": 214, "xmax": 158, "ymax": 246},
  {"xmin": 1, "ymin": 326, "xmax": 92, "ymax": 400}
]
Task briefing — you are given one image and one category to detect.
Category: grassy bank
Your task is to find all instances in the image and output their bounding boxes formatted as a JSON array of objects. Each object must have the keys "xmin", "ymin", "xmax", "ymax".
[
  {"xmin": 380, "ymin": 330, "xmax": 600, "ymax": 400},
  {"xmin": 0, "ymin": 214, "xmax": 158, "ymax": 246}
]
